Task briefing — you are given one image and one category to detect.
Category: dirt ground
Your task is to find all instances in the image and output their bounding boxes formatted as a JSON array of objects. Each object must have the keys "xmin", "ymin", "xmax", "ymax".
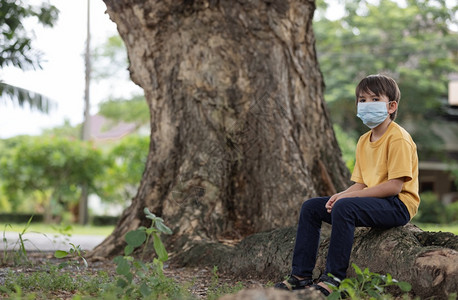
[{"xmin": 0, "ymin": 251, "xmax": 267, "ymax": 299}]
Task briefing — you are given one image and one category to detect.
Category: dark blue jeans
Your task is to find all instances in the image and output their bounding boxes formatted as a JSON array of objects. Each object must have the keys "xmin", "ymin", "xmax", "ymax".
[{"xmin": 291, "ymin": 196, "xmax": 410, "ymax": 280}]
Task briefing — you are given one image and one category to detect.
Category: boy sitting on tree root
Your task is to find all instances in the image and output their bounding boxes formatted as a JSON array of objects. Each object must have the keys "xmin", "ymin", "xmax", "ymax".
[{"xmin": 275, "ymin": 74, "xmax": 420, "ymax": 296}]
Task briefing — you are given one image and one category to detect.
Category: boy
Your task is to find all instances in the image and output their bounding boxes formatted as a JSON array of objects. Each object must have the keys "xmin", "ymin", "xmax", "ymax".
[{"xmin": 275, "ymin": 74, "xmax": 419, "ymax": 296}]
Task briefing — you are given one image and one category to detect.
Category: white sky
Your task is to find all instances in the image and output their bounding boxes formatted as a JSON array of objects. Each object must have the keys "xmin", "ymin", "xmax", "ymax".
[{"xmin": 0, "ymin": 0, "xmax": 140, "ymax": 139}]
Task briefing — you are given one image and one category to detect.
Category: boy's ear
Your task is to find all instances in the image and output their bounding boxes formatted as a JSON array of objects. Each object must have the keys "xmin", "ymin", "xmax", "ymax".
[{"xmin": 388, "ymin": 101, "xmax": 398, "ymax": 115}]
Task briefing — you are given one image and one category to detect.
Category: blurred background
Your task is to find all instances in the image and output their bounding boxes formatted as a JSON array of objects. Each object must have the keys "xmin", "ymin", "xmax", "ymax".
[{"xmin": 0, "ymin": 0, "xmax": 457, "ymax": 233}]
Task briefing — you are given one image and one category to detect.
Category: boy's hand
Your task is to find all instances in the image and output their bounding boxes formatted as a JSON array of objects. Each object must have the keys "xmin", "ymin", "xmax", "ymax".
[
  {"xmin": 325, "ymin": 182, "xmax": 367, "ymax": 213},
  {"xmin": 325, "ymin": 193, "xmax": 341, "ymax": 213}
]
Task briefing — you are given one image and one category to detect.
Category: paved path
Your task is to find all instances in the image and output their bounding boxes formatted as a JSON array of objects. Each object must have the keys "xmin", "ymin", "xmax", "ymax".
[{"xmin": 1, "ymin": 231, "xmax": 106, "ymax": 252}]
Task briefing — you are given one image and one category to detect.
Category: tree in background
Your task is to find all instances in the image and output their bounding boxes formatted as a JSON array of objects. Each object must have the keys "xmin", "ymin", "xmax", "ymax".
[
  {"xmin": 93, "ymin": 35, "xmax": 129, "ymax": 80},
  {"xmin": 42, "ymin": 119, "xmax": 81, "ymax": 139},
  {"xmin": 0, "ymin": 136, "xmax": 107, "ymax": 222},
  {"xmin": 97, "ymin": 135, "xmax": 149, "ymax": 207},
  {"xmin": 314, "ymin": 0, "xmax": 458, "ymax": 160},
  {"xmin": 90, "ymin": 34, "xmax": 150, "ymax": 211},
  {"xmin": 93, "ymin": 34, "xmax": 149, "ymax": 128},
  {"xmin": 0, "ymin": 31, "xmax": 151, "ymax": 216},
  {"xmin": 0, "ymin": 0, "xmax": 59, "ymax": 112},
  {"xmin": 98, "ymin": 95, "xmax": 149, "ymax": 129},
  {"xmin": 0, "ymin": 133, "xmax": 150, "ymax": 218}
]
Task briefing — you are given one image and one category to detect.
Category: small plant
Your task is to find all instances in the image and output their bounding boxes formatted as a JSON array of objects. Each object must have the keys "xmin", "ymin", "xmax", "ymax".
[
  {"xmin": 2, "ymin": 223, "xmax": 12, "ymax": 264},
  {"xmin": 2, "ymin": 216, "xmax": 35, "ymax": 265},
  {"xmin": 54, "ymin": 243, "xmax": 88, "ymax": 268},
  {"xmin": 104, "ymin": 207, "xmax": 191, "ymax": 299},
  {"xmin": 328, "ymin": 263, "xmax": 412, "ymax": 300},
  {"xmin": 17, "ymin": 216, "xmax": 34, "ymax": 264}
]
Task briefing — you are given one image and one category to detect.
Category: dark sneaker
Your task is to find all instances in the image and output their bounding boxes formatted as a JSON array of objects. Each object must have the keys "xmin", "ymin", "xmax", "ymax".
[{"xmin": 274, "ymin": 275, "xmax": 314, "ymax": 291}]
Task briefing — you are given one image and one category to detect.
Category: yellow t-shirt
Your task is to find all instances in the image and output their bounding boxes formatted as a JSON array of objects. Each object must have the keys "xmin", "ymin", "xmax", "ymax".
[{"xmin": 351, "ymin": 122, "xmax": 420, "ymax": 219}]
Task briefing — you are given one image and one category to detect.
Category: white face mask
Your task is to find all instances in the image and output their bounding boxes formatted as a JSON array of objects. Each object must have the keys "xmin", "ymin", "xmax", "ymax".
[{"xmin": 357, "ymin": 102, "xmax": 389, "ymax": 129}]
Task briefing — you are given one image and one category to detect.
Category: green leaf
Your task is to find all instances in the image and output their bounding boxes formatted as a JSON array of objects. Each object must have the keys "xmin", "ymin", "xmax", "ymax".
[
  {"xmin": 397, "ymin": 281, "xmax": 412, "ymax": 292},
  {"xmin": 156, "ymin": 220, "xmax": 173, "ymax": 235},
  {"xmin": 367, "ymin": 289, "xmax": 380, "ymax": 298},
  {"xmin": 340, "ymin": 281, "xmax": 355, "ymax": 290},
  {"xmin": 328, "ymin": 291, "xmax": 340, "ymax": 300},
  {"xmin": 113, "ymin": 255, "xmax": 124, "ymax": 264},
  {"xmin": 371, "ymin": 277, "xmax": 381, "ymax": 287},
  {"xmin": 125, "ymin": 272, "xmax": 133, "ymax": 283},
  {"xmin": 116, "ymin": 278, "xmax": 128, "ymax": 288},
  {"xmin": 82, "ymin": 257, "xmax": 88, "ymax": 268},
  {"xmin": 146, "ymin": 215, "xmax": 157, "ymax": 221},
  {"xmin": 140, "ymin": 283, "xmax": 152, "ymax": 297},
  {"xmin": 54, "ymin": 250, "xmax": 69, "ymax": 258},
  {"xmin": 133, "ymin": 260, "xmax": 148, "ymax": 271},
  {"xmin": 144, "ymin": 207, "xmax": 156, "ymax": 219},
  {"xmin": 352, "ymin": 263, "xmax": 363, "ymax": 275},
  {"xmin": 124, "ymin": 244, "xmax": 134, "ymax": 256},
  {"xmin": 153, "ymin": 232, "xmax": 168, "ymax": 262},
  {"xmin": 21, "ymin": 215, "xmax": 34, "ymax": 234},
  {"xmin": 356, "ymin": 274, "xmax": 364, "ymax": 283},
  {"xmin": 115, "ymin": 258, "xmax": 130, "ymax": 276},
  {"xmin": 125, "ymin": 229, "xmax": 146, "ymax": 248},
  {"xmin": 386, "ymin": 273, "xmax": 392, "ymax": 284},
  {"xmin": 373, "ymin": 285, "xmax": 383, "ymax": 293}
]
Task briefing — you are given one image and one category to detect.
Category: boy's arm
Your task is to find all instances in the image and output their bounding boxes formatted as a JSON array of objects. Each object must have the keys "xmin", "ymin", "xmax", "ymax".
[
  {"xmin": 325, "ymin": 178, "xmax": 405, "ymax": 213},
  {"xmin": 341, "ymin": 182, "xmax": 367, "ymax": 194}
]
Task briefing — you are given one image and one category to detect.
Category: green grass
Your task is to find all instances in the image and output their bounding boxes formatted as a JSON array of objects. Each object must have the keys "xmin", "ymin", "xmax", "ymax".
[
  {"xmin": 2, "ymin": 222, "xmax": 457, "ymax": 236},
  {"xmin": 1, "ymin": 223, "xmax": 115, "ymax": 236},
  {"xmin": 413, "ymin": 222, "xmax": 458, "ymax": 235}
]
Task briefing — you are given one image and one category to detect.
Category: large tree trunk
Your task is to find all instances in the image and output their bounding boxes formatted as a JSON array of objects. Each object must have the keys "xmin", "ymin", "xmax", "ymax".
[{"xmin": 91, "ymin": 0, "xmax": 349, "ymax": 257}]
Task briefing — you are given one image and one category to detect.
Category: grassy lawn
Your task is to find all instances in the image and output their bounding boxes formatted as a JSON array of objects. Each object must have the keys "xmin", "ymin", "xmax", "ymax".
[
  {"xmin": 2, "ymin": 222, "xmax": 456, "ymax": 236},
  {"xmin": 1, "ymin": 222, "xmax": 115, "ymax": 236},
  {"xmin": 413, "ymin": 222, "xmax": 458, "ymax": 235}
]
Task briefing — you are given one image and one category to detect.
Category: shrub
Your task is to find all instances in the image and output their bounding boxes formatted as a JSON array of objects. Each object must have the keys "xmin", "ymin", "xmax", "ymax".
[
  {"xmin": 446, "ymin": 201, "xmax": 458, "ymax": 223},
  {"xmin": 414, "ymin": 192, "xmax": 448, "ymax": 224}
]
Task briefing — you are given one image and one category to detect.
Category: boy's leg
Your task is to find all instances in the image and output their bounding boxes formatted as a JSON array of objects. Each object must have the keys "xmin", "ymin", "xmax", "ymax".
[
  {"xmin": 325, "ymin": 195, "xmax": 410, "ymax": 280},
  {"xmin": 291, "ymin": 197, "xmax": 331, "ymax": 278}
]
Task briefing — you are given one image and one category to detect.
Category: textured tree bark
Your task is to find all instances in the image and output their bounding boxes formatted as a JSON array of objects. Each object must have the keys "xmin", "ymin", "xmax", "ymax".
[{"xmin": 91, "ymin": 0, "xmax": 350, "ymax": 258}]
